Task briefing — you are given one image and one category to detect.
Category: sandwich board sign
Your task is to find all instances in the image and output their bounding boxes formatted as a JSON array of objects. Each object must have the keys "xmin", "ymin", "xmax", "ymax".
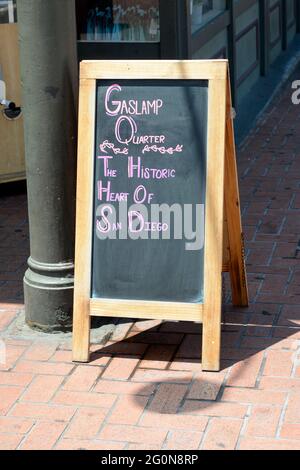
[{"xmin": 72, "ymin": 60, "xmax": 248, "ymax": 371}]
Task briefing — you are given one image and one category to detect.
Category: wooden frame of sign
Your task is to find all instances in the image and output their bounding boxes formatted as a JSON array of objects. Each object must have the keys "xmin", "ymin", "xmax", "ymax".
[{"xmin": 73, "ymin": 60, "xmax": 248, "ymax": 372}]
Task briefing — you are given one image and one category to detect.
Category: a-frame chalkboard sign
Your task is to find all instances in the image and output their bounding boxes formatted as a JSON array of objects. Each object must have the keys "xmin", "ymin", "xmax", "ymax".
[{"xmin": 73, "ymin": 60, "xmax": 248, "ymax": 372}]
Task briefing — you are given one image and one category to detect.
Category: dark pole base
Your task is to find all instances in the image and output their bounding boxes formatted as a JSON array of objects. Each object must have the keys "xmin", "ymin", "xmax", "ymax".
[{"xmin": 24, "ymin": 257, "xmax": 74, "ymax": 332}]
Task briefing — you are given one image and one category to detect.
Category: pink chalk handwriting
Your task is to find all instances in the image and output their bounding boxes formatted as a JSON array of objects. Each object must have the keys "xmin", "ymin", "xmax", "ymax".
[
  {"xmin": 105, "ymin": 84, "xmax": 164, "ymax": 117},
  {"xmin": 99, "ymin": 141, "xmax": 128, "ymax": 155},
  {"xmin": 142, "ymin": 144, "xmax": 183, "ymax": 155},
  {"xmin": 128, "ymin": 157, "xmax": 176, "ymax": 180}
]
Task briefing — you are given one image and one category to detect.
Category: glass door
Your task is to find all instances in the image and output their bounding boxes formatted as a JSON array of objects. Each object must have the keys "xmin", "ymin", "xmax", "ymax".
[{"xmin": 77, "ymin": 0, "xmax": 160, "ymax": 43}]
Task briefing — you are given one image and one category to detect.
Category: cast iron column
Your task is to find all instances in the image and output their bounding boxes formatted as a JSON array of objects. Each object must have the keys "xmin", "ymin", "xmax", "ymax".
[{"xmin": 17, "ymin": 0, "xmax": 78, "ymax": 331}]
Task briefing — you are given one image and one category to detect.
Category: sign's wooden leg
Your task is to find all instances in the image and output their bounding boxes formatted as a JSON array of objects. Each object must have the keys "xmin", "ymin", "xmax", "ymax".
[
  {"xmin": 202, "ymin": 285, "xmax": 222, "ymax": 372},
  {"xmin": 225, "ymin": 74, "xmax": 249, "ymax": 307},
  {"xmin": 72, "ymin": 78, "xmax": 96, "ymax": 363},
  {"xmin": 201, "ymin": 75, "xmax": 227, "ymax": 372},
  {"xmin": 72, "ymin": 302, "xmax": 90, "ymax": 363}
]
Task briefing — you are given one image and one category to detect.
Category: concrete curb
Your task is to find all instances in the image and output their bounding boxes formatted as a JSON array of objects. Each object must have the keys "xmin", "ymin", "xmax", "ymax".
[{"xmin": 1, "ymin": 308, "xmax": 118, "ymax": 348}]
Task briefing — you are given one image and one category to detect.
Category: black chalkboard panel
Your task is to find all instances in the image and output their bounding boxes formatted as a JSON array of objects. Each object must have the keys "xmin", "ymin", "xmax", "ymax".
[{"xmin": 92, "ymin": 79, "xmax": 208, "ymax": 303}]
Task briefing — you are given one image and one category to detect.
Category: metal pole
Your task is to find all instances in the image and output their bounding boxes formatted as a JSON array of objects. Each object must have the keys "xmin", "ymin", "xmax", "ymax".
[{"xmin": 17, "ymin": 0, "xmax": 78, "ymax": 331}]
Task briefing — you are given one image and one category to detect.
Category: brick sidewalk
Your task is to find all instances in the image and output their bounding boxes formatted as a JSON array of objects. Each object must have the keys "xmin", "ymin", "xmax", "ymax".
[{"xmin": 1, "ymin": 72, "xmax": 300, "ymax": 450}]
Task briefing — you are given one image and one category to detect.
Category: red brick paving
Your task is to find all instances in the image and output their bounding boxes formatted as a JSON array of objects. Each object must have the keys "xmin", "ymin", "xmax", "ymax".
[{"xmin": 1, "ymin": 74, "xmax": 300, "ymax": 450}]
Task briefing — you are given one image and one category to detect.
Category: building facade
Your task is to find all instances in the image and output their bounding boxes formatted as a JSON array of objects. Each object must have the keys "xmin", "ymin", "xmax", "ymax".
[{"xmin": 76, "ymin": 0, "xmax": 300, "ymax": 108}]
